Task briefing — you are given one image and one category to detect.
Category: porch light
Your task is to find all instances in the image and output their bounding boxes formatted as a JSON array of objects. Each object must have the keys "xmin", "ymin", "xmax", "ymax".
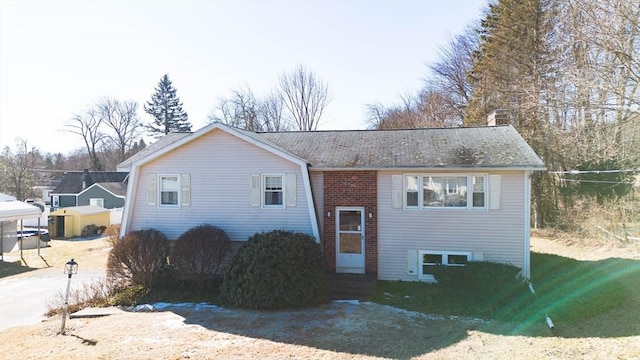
[{"xmin": 60, "ymin": 259, "xmax": 78, "ymax": 335}]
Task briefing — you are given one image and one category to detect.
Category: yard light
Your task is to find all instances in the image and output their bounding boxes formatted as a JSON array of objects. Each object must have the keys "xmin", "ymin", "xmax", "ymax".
[{"xmin": 60, "ymin": 258, "xmax": 78, "ymax": 335}]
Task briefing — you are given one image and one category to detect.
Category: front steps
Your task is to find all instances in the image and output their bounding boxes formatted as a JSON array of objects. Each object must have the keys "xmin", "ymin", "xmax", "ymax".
[{"xmin": 326, "ymin": 273, "xmax": 377, "ymax": 300}]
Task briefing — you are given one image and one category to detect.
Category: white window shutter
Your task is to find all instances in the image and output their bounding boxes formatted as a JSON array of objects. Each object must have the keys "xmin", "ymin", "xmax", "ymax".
[
  {"xmin": 181, "ymin": 174, "xmax": 191, "ymax": 206},
  {"xmin": 489, "ymin": 175, "xmax": 501, "ymax": 210},
  {"xmin": 286, "ymin": 173, "xmax": 296, "ymax": 207},
  {"xmin": 250, "ymin": 174, "xmax": 261, "ymax": 207},
  {"xmin": 147, "ymin": 174, "xmax": 157, "ymax": 206},
  {"xmin": 391, "ymin": 175, "xmax": 403, "ymax": 209},
  {"xmin": 407, "ymin": 250, "xmax": 418, "ymax": 275}
]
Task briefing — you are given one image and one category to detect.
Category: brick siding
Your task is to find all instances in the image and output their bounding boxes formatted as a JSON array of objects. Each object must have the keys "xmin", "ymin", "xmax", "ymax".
[{"xmin": 322, "ymin": 170, "xmax": 377, "ymax": 274}]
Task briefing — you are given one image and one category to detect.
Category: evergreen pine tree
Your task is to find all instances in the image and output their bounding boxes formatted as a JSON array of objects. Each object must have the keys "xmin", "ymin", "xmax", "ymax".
[{"xmin": 144, "ymin": 74, "xmax": 191, "ymax": 138}]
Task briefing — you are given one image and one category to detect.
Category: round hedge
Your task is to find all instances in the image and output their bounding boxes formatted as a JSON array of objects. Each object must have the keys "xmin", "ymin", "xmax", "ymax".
[
  {"xmin": 170, "ymin": 224, "xmax": 231, "ymax": 290},
  {"xmin": 107, "ymin": 228, "xmax": 169, "ymax": 290},
  {"xmin": 220, "ymin": 230, "xmax": 327, "ymax": 309}
]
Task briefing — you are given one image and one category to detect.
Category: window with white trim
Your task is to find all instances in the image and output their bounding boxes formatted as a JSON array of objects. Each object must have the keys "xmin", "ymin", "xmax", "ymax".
[
  {"xmin": 90, "ymin": 198, "xmax": 104, "ymax": 208},
  {"xmin": 160, "ymin": 175, "xmax": 179, "ymax": 206},
  {"xmin": 263, "ymin": 175, "xmax": 284, "ymax": 208},
  {"xmin": 404, "ymin": 174, "xmax": 487, "ymax": 209},
  {"xmin": 419, "ymin": 250, "xmax": 472, "ymax": 280}
]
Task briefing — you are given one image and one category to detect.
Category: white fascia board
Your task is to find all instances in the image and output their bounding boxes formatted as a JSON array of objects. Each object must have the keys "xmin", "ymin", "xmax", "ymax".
[
  {"xmin": 78, "ymin": 183, "xmax": 125, "ymax": 199},
  {"xmin": 129, "ymin": 123, "xmax": 308, "ymax": 170},
  {"xmin": 301, "ymin": 165, "xmax": 320, "ymax": 242},
  {"xmin": 523, "ymin": 170, "xmax": 532, "ymax": 279},
  {"xmin": 119, "ymin": 166, "xmax": 137, "ymax": 239}
]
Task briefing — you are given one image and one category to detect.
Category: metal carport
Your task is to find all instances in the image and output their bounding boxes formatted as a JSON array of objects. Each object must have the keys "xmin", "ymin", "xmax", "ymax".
[{"xmin": 0, "ymin": 200, "xmax": 43, "ymax": 261}]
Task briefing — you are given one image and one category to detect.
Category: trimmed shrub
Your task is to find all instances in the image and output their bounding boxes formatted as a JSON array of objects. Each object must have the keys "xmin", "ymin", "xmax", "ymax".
[
  {"xmin": 81, "ymin": 224, "xmax": 99, "ymax": 237},
  {"xmin": 220, "ymin": 230, "xmax": 327, "ymax": 309},
  {"xmin": 107, "ymin": 229, "xmax": 169, "ymax": 290},
  {"xmin": 170, "ymin": 224, "xmax": 232, "ymax": 290}
]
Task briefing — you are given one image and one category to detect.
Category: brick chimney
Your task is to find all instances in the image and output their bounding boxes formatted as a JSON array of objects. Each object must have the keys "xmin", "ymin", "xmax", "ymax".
[{"xmin": 487, "ymin": 109, "xmax": 508, "ymax": 126}]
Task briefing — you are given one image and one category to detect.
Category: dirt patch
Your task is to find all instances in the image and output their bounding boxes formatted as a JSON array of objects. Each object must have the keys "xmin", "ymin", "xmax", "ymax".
[
  {"xmin": 1, "ymin": 236, "xmax": 639, "ymax": 359},
  {"xmin": 0, "ymin": 237, "xmax": 112, "ymax": 278},
  {"xmin": 530, "ymin": 232, "xmax": 640, "ymax": 261}
]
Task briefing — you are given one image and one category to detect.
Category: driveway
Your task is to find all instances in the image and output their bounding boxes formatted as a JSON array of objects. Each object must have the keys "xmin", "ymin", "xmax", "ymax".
[{"xmin": 0, "ymin": 267, "xmax": 105, "ymax": 331}]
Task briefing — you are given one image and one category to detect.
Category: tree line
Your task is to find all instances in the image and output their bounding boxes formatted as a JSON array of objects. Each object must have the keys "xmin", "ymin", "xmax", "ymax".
[{"xmin": 368, "ymin": 0, "xmax": 639, "ymax": 229}]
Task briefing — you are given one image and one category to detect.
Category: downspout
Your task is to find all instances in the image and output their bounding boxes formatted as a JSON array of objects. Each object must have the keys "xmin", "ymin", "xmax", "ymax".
[{"xmin": 523, "ymin": 170, "xmax": 532, "ymax": 279}]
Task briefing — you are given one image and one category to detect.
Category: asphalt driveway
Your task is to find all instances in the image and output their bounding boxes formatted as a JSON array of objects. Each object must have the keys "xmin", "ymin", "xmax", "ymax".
[{"xmin": 0, "ymin": 268, "xmax": 104, "ymax": 330}]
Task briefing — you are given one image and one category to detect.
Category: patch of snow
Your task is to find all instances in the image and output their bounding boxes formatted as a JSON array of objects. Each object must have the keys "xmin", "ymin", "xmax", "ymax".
[
  {"xmin": 132, "ymin": 302, "xmax": 224, "ymax": 312},
  {"xmin": 331, "ymin": 300, "xmax": 359, "ymax": 305},
  {"xmin": 132, "ymin": 304, "xmax": 155, "ymax": 312}
]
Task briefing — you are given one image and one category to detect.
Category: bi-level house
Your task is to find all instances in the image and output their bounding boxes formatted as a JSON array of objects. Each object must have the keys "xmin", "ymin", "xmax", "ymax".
[{"xmin": 117, "ymin": 120, "xmax": 544, "ymax": 281}]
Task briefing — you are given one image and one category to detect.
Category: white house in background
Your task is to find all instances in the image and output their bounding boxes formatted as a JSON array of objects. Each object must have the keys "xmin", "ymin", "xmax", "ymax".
[{"xmin": 117, "ymin": 122, "xmax": 545, "ymax": 280}]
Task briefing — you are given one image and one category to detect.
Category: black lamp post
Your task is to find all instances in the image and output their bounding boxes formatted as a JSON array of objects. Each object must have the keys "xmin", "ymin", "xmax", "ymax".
[{"xmin": 60, "ymin": 258, "xmax": 78, "ymax": 335}]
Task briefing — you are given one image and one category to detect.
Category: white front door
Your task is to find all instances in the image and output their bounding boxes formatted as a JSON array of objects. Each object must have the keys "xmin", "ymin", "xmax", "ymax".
[{"xmin": 336, "ymin": 207, "xmax": 365, "ymax": 274}]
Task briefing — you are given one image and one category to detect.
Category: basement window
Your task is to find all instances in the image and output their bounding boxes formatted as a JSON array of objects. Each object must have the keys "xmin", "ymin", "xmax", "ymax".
[{"xmin": 418, "ymin": 250, "xmax": 471, "ymax": 280}]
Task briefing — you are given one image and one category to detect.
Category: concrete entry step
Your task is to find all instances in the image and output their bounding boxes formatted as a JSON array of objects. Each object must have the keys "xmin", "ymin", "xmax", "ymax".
[
  {"xmin": 70, "ymin": 306, "xmax": 126, "ymax": 319},
  {"xmin": 326, "ymin": 273, "xmax": 377, "ymax": 301}
]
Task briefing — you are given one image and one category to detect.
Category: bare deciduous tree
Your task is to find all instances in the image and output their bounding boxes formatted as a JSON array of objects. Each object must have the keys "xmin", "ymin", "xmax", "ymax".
[
  {"xmin": 261, "ymin": 91, "xmax": 289, "ymax": 131},
  {"xmin": 210, "ymin": 87, "xmax": 262, "ymax": 131},
  {"xmin": 427, "ymin": 24, "xmax": 479, "ymax": 124},
  {"xmin": 278, "ymin": 64, "xmax": 330, "ymax": 131},
  {"xmin": 67, "ymin": 108, "xmax": 106, "ymax": 171},
  {"xmin": 366, "ymin": 91, "xmax": 460, "ymax": 130},
  {"xmin": 0, "ymin": 139, "xmax": 43, "ymax": 200},
  {"xmin": 98, "ymin": 98, "xmax": 142, "ymax": 163}
]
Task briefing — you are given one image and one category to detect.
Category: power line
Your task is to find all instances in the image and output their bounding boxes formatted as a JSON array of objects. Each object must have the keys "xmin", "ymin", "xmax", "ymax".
[
  {"xmin": 549, "ymin": 169, "xmax": 640, "ymax": 175},
  {"xmin": 560, "ymin": 179, "xmax": 635, "ymax": 185}
]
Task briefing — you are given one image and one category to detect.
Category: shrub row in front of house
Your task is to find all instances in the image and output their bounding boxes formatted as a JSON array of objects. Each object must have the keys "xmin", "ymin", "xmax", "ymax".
[{"xmin": 106, "ymin": 226, "xmax": 327, "ymax": 310}]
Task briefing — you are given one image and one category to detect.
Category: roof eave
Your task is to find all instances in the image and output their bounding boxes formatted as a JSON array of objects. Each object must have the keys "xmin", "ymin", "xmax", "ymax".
[{"xmin": 308, "ymin": 165, "xmax": 547, "ymax": 171}]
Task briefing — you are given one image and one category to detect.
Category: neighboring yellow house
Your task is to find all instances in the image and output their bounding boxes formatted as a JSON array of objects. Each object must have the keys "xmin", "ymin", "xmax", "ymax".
[{"xmin": 49, "ymin": 205, "xmax": 110, "ymax": 239}]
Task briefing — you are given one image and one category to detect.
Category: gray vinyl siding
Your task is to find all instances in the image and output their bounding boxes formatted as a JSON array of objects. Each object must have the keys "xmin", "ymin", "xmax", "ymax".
[
  {"xmin": 58, "ymin": 195, "xmax": 77, "ymax": 208},
  {"xmin": 129, "ymin": 129, "xmax": 313, "ymax": 241},
  {"xmin": 377, "ymin": 170, "xmax": 526, "ymax": 281},
  {"xmin": 77, "ymin": 187, "xmax": 124, "ymax": 209},
  {"xmin": 310, "ymin": 171, "xmax": 324, "ymax": 236}
]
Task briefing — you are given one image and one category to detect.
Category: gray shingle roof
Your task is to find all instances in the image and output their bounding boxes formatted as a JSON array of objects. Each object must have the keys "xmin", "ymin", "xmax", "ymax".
[
  {"xmin": 52, "ymin": 171, "xmax": 129, "ymax": 194},
  {"xmin": 116, "ymin": 124, "xmax": 544, "ymax": 171},
  {"xmin": 258, "ymin": 125, "xmax": 544, "ymax": 169},
  {"xmin": 94, "ymin": 182, "xmax": 127, "ymax": 197}
]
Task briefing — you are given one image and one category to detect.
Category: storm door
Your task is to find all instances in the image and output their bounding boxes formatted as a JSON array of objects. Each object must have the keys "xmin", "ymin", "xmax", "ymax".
[{"xmin": 336, "ymin": 207, "xmax": 365, "ymax": 274}]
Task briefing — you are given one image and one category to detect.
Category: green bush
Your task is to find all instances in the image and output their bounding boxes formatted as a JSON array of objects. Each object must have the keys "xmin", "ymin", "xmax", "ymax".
[
  {"xmin": 170, "ymin": 224, "xmax": 231, "ymax": 291},
  {"xmin": 111, "ymin": 285, "xmax": 149, "ymax": 307},
  {"xmin": 107, "ymin": 229, "xmax": 169, "ymax": 290},
  {"xmin": 220, "ymin": 230, "xmax": 327, "ymax": 310}
]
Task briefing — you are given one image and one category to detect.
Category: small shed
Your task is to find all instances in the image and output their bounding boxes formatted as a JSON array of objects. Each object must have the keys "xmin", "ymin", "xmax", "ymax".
[
  {"xmin": 48, "ymin": 205, "xmax": 110, "ymax": 239},
  {"xmin": 1, "ymin": 198, "xmax": 44, "ymax": 255}
]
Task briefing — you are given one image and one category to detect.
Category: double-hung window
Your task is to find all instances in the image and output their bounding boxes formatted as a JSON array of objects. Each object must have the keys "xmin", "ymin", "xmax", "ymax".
[
  {"xmin": 404, "ymin": 174, "xmax": 487, "ymax": 209},
  {"xmin": 250, "ymin": 173, "xmax": 295, "ymax": 209},
  {"xmin": 263, "ymin": 175, "xmax": 284, "ymax": 208},
  {"xmin": 90, "ymin": 198, "xmax": 104, "ymax": 208},
  {"xmin": 160, "ymin": 175, "xmax": 179, "ymax": 206}
]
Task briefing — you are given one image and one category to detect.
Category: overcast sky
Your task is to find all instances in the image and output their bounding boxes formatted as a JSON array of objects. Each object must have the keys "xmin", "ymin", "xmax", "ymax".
[{"xmin": 0, "ymin": 0, "xmax": 487, "ymax": 155}]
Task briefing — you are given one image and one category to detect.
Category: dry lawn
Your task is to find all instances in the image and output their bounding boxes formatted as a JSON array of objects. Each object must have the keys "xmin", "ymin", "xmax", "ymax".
[{"xmin": 1, "ymin": 234, "xmax": 639, "ymax": 360}]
